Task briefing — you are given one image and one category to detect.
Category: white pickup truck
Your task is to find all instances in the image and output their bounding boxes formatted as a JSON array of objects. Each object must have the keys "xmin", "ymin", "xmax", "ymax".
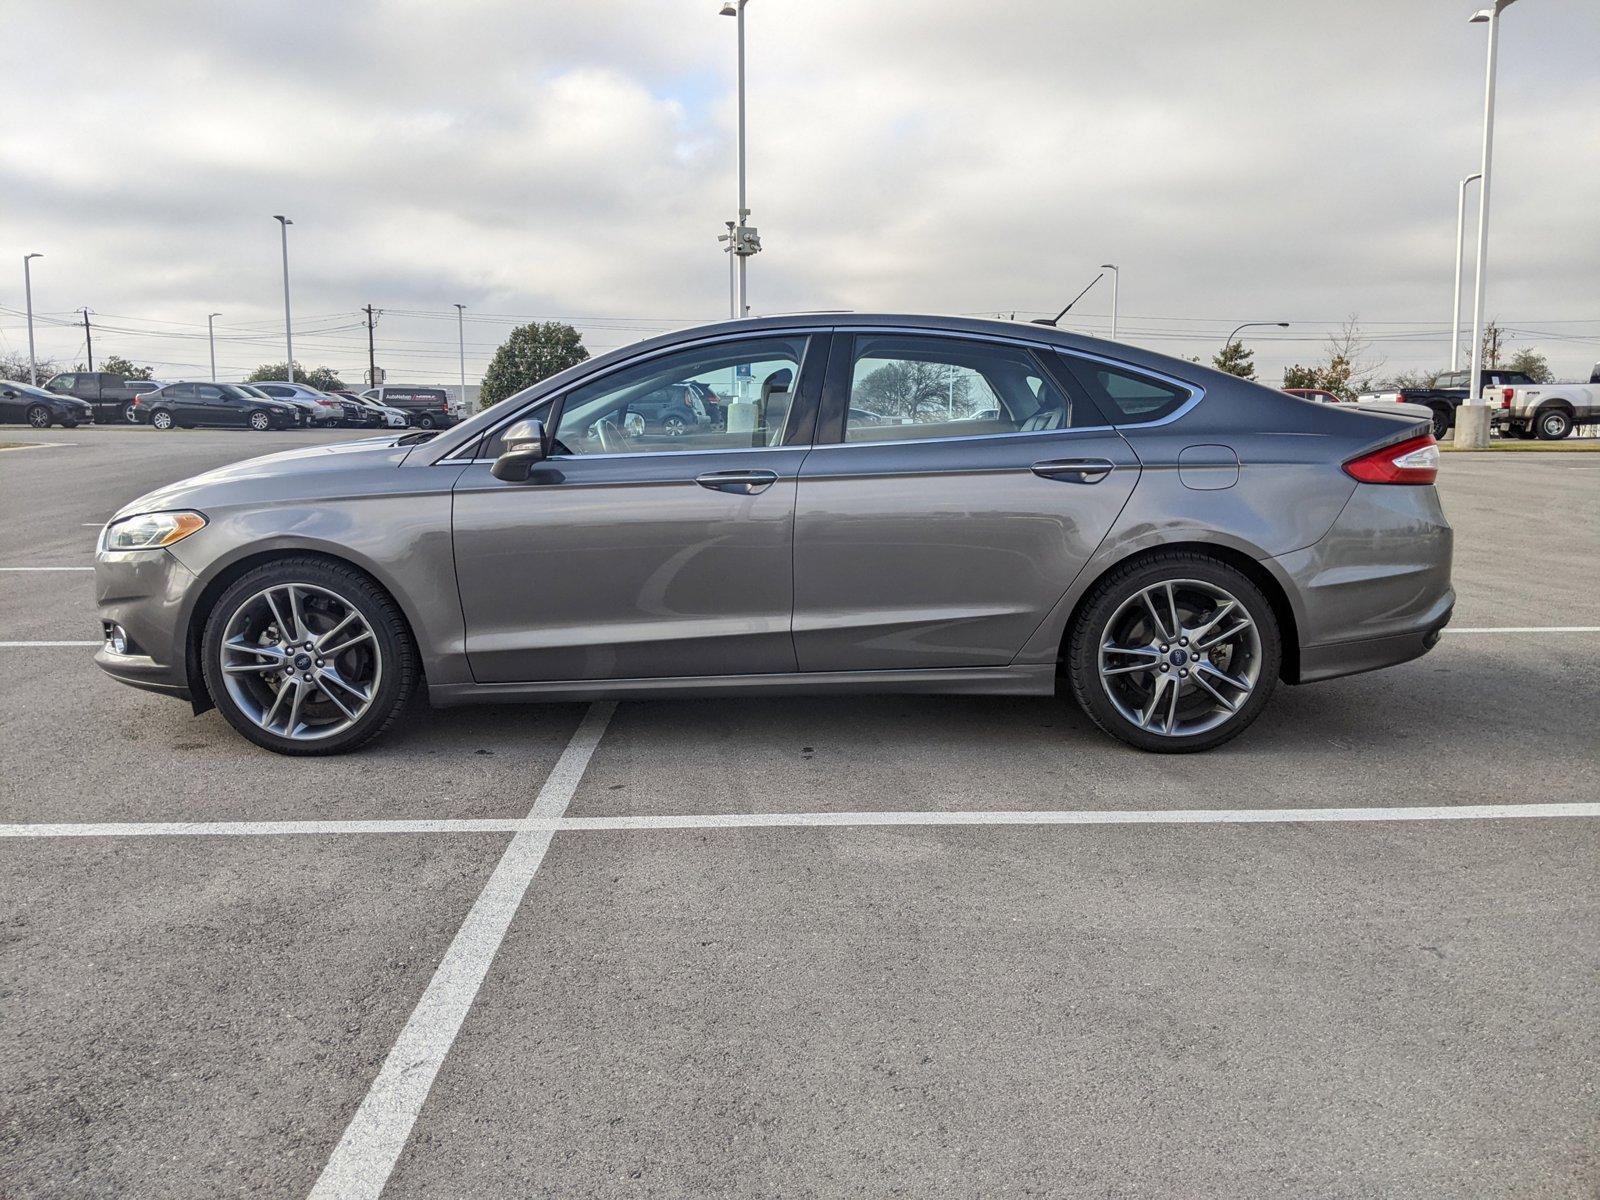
[{"xmin": 1492, "ymin": 363, "xmax": 1600, "ymax": 440}]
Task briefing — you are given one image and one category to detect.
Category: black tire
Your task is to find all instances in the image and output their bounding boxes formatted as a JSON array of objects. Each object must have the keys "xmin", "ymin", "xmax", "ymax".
[
  {"xmin": 26, "ymin": 405, "xmax": 51, "ymax": 429},
  {"xmin": 416, "ymin": 414, "xmax": 436, "ymax": 430},
  {"xmin": 150, "ymin": 408, "xmax": 175, "ymax": 430},
  {"xmin": 248, "ymin": 410, "xmax": 272, "ymax": 431},
  {"xmin": 1428, "ymin": 406, "xmax": 1451, "ymax": 441},
  {"xmin": 61, "ymin": 419, "xmax": 78, "ymax": 429},
  {"xmin": 123, "ymin": 403, "xmax": 138, "ymax": 423},
  {"xmin": 200, "ymin": 557, "xmax": 418, "ymax": 756},
  {"xmin": 1535, "ymin": 408, "xmax": 1573, "ymax": 441},
  {"xmin": 1067, "ymin": 551, "xmax": 1281, "ymax": 753}
]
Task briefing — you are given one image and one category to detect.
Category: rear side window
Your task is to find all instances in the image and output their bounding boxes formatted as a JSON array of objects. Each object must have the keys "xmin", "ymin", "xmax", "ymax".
[{"xmin": 1057, "ymin": 354, "xmax": 1192, "ymax": 425}]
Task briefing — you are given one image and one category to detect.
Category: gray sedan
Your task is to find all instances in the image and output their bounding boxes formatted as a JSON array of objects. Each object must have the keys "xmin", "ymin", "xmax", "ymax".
[{"xmin": 92, "ymin": 314, "xmax": 1453, "ymax": 755}]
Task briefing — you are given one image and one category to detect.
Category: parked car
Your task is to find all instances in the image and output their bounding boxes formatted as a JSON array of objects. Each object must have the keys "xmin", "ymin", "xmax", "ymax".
[
  {"xmin": 624, "ymin": 381, "xmax": 712, "ymax": 436},
  {"xmin": 0, "ymin": 381, "xmax": 93, "ymax": 428},
  {"xmin": 43, "ymin": 371, "xmax": 149, "ymax": 423},
  {"xmin": 250, "ymin": 382, "xmax": 345, "ymax": 426},
  {"xmin": 93, "ymin": 313, "xmax": 1453, "ymax": 757},
  {"xmin": 133, "ymin": 382, "xmax": 300, "ymax": 431},
  {"xmin": 1284, "ymin": 387, "xmax": 1433, "ymax": 424},
  {"xmin": 334, "ymin": 391, "xmax": 409, "ymax": 428},
  {"xmin": 1491, "ymin": 377, "xmax": 1600, "ymax": 440},
  {"xmin": 1282, "ymin": 387, "xmax": 1344, "ymax": 403},
  {"xmin": 359, "ymin": 386, "xmax": 459, "ymax": 429},
  {"xmin": 1356, "ymin": 369, "xmax": 1530, "ymax": 440}
]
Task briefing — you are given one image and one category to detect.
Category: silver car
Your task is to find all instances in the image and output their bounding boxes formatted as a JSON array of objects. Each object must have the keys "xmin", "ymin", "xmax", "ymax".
[{"xmin": 93, "ymin": 314, "xmax": 1453, "ymax": 755}]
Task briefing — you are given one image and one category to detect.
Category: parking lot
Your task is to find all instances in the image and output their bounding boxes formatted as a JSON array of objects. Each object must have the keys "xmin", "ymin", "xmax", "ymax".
[{"xmin": 2, "ymin": 425, "xmax": 1597, "ymax": 1197}]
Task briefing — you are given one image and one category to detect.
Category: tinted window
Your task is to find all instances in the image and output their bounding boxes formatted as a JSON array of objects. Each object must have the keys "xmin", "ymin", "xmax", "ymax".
[
  {"xmin": 488, "ymin": 336, "xmax": 808, "ymax": 459},
  {"xmin": 195, "ymin": 385, "xmax": 225, "ymax": 402},
  {"xmin": 163, "ymin": 383, "xmax": 194, "ymax": 399},
  {"xmin": 843, "ymin": 336, "xmax": 1095, "ymax": 443},
  {"xmin": 50, "ymin": 374, "xmax": 77, "ymax": 392},
  {"xmin": 1057, "ymin": 355, "xmax": 1191, "ymax": 424}
]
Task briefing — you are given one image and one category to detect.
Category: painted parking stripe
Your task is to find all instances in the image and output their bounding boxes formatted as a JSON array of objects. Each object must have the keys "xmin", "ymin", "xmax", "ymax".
[
  {"xmin": 307, "ymin": 700, "xmax": 616, "ymax": 1200},
  {"xmin": 5, "ymin": 802, "xmax": 1598, "ymax": 842},
  {"xmin": 1446, "ymin": 626, "xmax": 1600, "ymax": 634},
  {"xmin": 0, "ymin": 640, "xmax": 98, "ymax": 647},
  {"xmin": 0, "ymin": 566, "xmax": 93, "ymax": 571}
]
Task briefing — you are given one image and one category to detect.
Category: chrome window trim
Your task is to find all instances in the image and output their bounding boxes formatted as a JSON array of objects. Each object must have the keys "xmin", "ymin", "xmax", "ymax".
[
  {"xmin": 1050, "ymin": 347, "xmax": 1205, "ymax": 430},
  {"xmin": 431, "ymin": 326, "xmax": 832, "ymax": 465},
  {"xmin": 823, "ymin": 424, "xmax": 1118, "ymax": 451},
  {"xmin": 450, "ymin": 442, "xmax": 808, "ymax": 467}
]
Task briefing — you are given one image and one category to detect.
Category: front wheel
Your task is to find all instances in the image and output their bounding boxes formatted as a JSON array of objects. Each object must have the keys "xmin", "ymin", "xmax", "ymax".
[
  {"xmin": 1067, "ymin": 553, "xmax": 1281, "ymax": 753},
  {"xmin": 248, "ymin": 410, "xmax": 272, "ymax": 431},
  {"xmin": 1536, "ymin": 408, "xmax": 1573, "ymax": 441},
  {"xmin": 200, "ymin": 558, "xmax": 418, "ymax": 755},
  {"xmin": 26, "ymin": 405, "xmax": 51, "ymax": 429}
]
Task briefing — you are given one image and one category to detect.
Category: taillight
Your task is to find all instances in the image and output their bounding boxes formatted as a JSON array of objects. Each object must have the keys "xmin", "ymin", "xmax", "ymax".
[
  {"xmin": 1501, "ymin": 387, "xmax": 1513, "ymax": 408},
  {"xmin": 1394, "ymin": 391, "xmax": 1407, "ymax": 403},
  {"xmin": 1343, "ymin": 434, "xmax": 1439, "ymax": 485},
  {"xmin": 130, "ymin": 395, "xmax": 140, "ymax": 406}
]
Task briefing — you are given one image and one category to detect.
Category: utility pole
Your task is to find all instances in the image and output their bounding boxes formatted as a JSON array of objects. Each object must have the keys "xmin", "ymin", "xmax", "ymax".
[
  {"xmin": 79, "ymin": 308, "xmax": 94, "ymax": 371},
  {"xmin": 363, "ymin": 305, "xmax": 379, "ymax": 388},
  {"xmin": 208, "ymin": 313, "xmax": 222, "ymax": 382},
  {"xmin": 23, "ymin": 254, "xmax": 43, "ymax": 385},
  {"xmin": 453, "ymin": 303, "xmax": 468, "ymax": 414}
]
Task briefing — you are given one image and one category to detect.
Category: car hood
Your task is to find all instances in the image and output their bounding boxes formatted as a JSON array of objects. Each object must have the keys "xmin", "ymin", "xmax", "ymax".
[{"xmin": 110, "ymin": 436, "xmax": 415, "ymax": 521}]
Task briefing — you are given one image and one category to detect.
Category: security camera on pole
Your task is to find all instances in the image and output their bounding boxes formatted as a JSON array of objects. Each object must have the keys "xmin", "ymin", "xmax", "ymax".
[{"xmin": 719, "ymin": 0, "xmax": 763, "ymax": 434}]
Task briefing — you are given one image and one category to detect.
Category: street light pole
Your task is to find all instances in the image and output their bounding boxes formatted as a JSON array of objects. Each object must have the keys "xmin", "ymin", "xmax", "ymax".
[
  {"xmin": 207, "ymin": 312, "xmax": 222, "ymax": 382},
  {"xmin": 1223, "ymin": 321, "xmax": 1290, "ymax": 350},
  {"xmin": 453, "ymin": 303, "xmax": 468, "ymax": 414},
  {"xmin": 1451, "ymin": 172, "xmax": 1482, "ymax": 372},
  {"xmin": 1462, "ymin": 0, "xmax": 1517, "ymax": 448},
  {"xmin": 720, "ymin": 1, "xmax": 760, "ymax": 317},
  {"xmin": 273, "ymin": 215, "xmax": 295, "ymax": 383},
  {"xmin": 23, "ymin": 253, "xmax": 42, "ymax": 385},
  {"xmin": 1100, "ymin": 264, "xmax": 1119, "ymax": 340}
]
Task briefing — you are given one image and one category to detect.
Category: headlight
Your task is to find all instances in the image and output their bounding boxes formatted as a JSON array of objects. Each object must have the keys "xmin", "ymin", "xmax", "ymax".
[{"xmin": 103, "ymin": 511, "xmax": 207, "ymax": 551}]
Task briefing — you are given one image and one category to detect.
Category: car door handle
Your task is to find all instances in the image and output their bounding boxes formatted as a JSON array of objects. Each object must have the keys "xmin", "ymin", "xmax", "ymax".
[
  {"xmin": 695, "ymin": 469, "xmax": 779, "ymax": 495},
  {"xmin": 1031, "ymin": 458, "xmax": 1116, "ymax": 484}
]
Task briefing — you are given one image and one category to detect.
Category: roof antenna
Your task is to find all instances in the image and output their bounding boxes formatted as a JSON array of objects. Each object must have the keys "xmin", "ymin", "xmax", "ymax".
[{"xmin": 1032, "ymin": 272, "xmax": 1104, "ymax": 327}]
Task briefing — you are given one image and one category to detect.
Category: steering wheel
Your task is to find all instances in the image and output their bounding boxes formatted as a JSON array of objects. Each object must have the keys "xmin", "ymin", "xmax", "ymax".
[{"xmin": 594, "ymin": 417, "xmax": 632, "ymax": 454}]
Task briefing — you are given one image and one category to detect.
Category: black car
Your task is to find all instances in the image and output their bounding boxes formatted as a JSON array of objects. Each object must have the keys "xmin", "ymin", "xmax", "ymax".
[
  {"xmin": 134, "ymin": 382, "xmax": 299, "ymax": 431},
  {"xmin": 0, "ymin": 381, "xmax": 94, "ymax": 428},
  {"xmin": 625, "ymin": 382, "xmax": 712, "ymax": 436}
]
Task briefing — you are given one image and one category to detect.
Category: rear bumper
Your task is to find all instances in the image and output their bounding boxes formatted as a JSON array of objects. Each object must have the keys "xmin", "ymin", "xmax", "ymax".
[{"xmin": 1296, "ymin": 591, "xmax": 1453, "ymax": 683}]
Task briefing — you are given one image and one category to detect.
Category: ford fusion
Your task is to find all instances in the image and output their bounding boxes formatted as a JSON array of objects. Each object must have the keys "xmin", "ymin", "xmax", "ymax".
[{"xmin": 94, "ymin": 314, "xmax": 1453, "ymax": 755}]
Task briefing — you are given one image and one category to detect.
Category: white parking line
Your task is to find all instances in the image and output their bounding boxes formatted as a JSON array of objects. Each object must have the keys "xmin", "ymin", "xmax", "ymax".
[
  {"xmin": 5, "ymin": 801, "xmax": 1597, "ymax": 842},
  {"xmin": 1447, "ymin": 626, "xmax": 1600, "ymax": 634},
  {"xmin": 0, "ymin": 566, "xmax": 93, "ymax": 571},
  {"xmin": 0, "ymin": 640, "xmax": 98, "ymax": 647},
  {"xmin": 307, "ymin": 700, "xmax": 616, "ymax": 1200}
]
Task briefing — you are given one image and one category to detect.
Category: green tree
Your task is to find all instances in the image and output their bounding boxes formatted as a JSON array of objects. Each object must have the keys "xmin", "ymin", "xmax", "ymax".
[
  {"xmin": 245, "ymin": 361, "xmax": 346, "ymax": 391},
  {"xmin": 1282, "ymin": 355, "xmax": 1354, "ymax": 399},
  {"xmin": 1211, "ymin": 340, "xmax": 1256, "ymax": 380},
  {"xmin": 1503, "ymin": 347, "xmax": 1553, "ymax": 383},
  {"xmin": 99, "ymin": 354, "xmax": 154, "ymax": 381},
  {"xmin": 479, "ymin": 322, "xmax": 589, "ymax": 408}
]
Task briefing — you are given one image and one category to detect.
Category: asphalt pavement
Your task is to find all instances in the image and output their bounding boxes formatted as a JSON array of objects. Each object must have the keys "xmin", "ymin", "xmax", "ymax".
[{"xmin": 1, "ymin": 424, "xmax": 1596, "ymax": 1198}]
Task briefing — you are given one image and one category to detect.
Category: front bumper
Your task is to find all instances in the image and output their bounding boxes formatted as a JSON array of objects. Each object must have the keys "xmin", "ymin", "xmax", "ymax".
[{"xmin": 93, "ymin": 548, "xmax": 198, "ymax": 701}]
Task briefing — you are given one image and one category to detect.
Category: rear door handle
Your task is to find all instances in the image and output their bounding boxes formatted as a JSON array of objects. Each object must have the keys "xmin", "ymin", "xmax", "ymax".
[
  {"xmin": 1031, "ymin": 458, "xmax": 1115, "ymax": 484},
  {"xmin": 695, "ymin": 469, "xmax": 779, "ymax": 495}
]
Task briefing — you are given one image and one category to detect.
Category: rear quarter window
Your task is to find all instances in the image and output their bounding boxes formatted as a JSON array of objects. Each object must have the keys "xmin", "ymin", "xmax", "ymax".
[{"xmin": 1056, "ymin": 354, "xmax": 1193, "ymax": 425}]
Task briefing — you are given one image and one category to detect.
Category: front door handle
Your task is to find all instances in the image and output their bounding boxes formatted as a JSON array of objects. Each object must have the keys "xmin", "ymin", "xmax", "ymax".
[
  {"xmin": 695, "ymin": 469, "xmax": 779, "ymax": 495},
  {"xmin": 1031, "ymin": 458, "xmax": 1115, "ymax": 484}
]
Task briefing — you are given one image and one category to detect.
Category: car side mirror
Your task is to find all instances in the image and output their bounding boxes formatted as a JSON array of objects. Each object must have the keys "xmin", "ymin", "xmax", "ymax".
[{"xmin": 491, "ymin": 418, "xmax": 551, "ymax": 482}]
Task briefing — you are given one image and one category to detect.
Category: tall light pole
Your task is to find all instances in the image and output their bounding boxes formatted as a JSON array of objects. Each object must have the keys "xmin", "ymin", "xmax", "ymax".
[
  {"xmin": 207, "ymin": 313, "xmax": 222, "ymax": 382},
  {"xmin": 1462, "ymin": 0, "xmax": 1517, "ymax": 448},
  {"xmin": 720, "ymin": 1, "xmax": 760, "ymax": 316},
  {"xmin": 23, "ymin": 253, "xmax": 42, "ymax": 385},
  {"xmin": 1100, "ymin": 264, "xmax": 1119, "ymax": 340},
  {"xmin": 273, "ymin": 215, "xmax": 295, "ymax": 382},
  {"xmin": 1451, "ymin": 172, "xmax": 1482, "ymax": 372},
  {"xmin": 453, "ymin": 303, "xmax": 468, "ymax": 414},
  {"xmin": 1223, "ymin": 321, "xmax": 1290, "ymax": 350}
]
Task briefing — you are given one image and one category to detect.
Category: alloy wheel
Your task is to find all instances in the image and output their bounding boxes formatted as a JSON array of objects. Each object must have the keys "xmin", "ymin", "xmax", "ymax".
[
  {"xmin": 217, "ymin": 583, "xmax": 382, "ymax": 741},
  {"xmin": 27, "ymin": 405, "xmax": 50, "ymax": 429},
  {"xmin": 1097, "ymin": 578, "xmax": 1262, "ymax": 738},
  {"xmin": 250, "ymin": 411, "xmax": 271, "ymax": 431}
]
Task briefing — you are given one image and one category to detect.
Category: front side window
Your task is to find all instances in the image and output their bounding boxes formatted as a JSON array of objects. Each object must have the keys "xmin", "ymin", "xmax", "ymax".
[
  {"xmin": 515, "ymin": 336, "xmax": 809, "ymax": 459},
  {"xmin": 1057, "ymin": 354, "xmax": 1191, "ymax": 425},
  {"xmin": 48, "ymin": 374, "xmax": 76, "ymax": 392},
  {"xmin": 195, "ymin": 385, "xmax": 225, "ymax": 403},
  {"xmin": 842, "ymin": 335, "xmax": 1094, "ymax": 443}
]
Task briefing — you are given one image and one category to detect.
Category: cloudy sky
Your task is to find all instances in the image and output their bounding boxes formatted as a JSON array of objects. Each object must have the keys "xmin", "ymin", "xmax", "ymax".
[{"xmin": 5, "ymin": 0, "xmax": 1598, "ymax": 387}]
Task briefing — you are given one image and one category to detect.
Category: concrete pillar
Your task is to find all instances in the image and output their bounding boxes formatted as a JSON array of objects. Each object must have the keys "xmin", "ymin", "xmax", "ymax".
[{"xmin": 1453, "ymin": 404, "xmax": 1491, "ymax": 449}]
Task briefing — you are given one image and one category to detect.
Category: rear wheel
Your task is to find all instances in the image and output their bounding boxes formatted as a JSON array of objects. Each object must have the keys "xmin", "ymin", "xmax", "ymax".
[
  {"xmin": 1536, "ymin": 408, "xmax": 1573, "ymax": 440},
  {"xmin": 416, "ymin": 413, "xmax": 436, "ymax": 429},
  {"xmin": 200, "ymin": 558, "xmax": 418, "ymax": 755},
  {"xmin": 663, "ymin": 413, "xmax": 688, "ymax": 436},
  {"xmin": 150, "ymin": 409, "xmax": 175, "ymax": 430},
  {"xmin": 1428, "ymin": 406, "xmax": 1451, "ymax": 441},
  {"xmin": 26, "ymin": 405, "xmax": 51, "ymax": 429},
  {"xmin": 1067, "ymin": 553, "xmax": 1281, "ymax": 753}
]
